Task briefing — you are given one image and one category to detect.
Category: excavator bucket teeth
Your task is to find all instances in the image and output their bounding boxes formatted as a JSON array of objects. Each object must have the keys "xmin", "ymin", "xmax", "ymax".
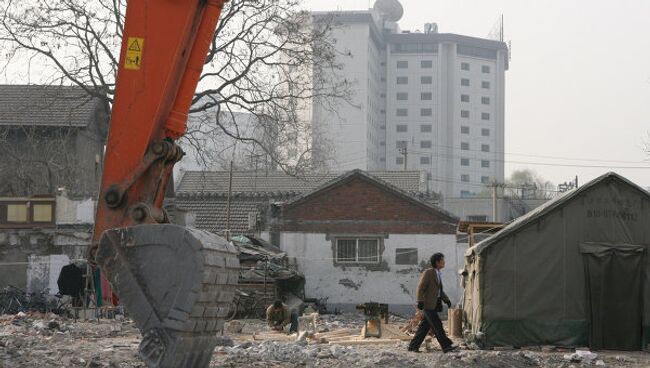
[{"xmin": 96, "ymin": 224, "xmax": 239, "ymax": 368}]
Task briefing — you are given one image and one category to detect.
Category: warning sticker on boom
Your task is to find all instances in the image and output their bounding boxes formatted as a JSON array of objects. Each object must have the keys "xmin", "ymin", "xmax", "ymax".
[{"xmin": 124, "ymin": 37, "xmax": 144, "ymax": 70}]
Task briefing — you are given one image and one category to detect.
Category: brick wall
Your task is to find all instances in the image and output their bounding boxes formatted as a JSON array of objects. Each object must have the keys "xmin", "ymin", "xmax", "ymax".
[{"xmin": 272, "ymin": 176, "xmax": 457, "ymax": 234}]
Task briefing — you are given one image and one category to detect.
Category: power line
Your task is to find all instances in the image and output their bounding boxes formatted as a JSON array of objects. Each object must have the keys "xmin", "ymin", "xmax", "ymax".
[{"xmin": 332, "ymin": 143, "xmax": 650, "ymax": 168}]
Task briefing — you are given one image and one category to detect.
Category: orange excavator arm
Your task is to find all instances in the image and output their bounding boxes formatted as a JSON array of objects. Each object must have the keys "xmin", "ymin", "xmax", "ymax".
[
  {"xmin": 92, "ymin": 0, "xmax": 225, "ymax": 246},
  {"xmin": 91, "ymin": 1, "xmax": 239, "ymax": 367}
]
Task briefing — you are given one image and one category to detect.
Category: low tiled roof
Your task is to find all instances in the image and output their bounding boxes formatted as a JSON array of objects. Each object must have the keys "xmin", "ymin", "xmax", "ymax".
[
  {"xmin": 175, "ymin": 195, "xmax": 266, "ymax": 234},
  {"xmin": 176, "ymin": 170, "xmax": 424, "ymax": 194},
  {"xmin": 176, "ymin": 170, "xmax": 439, "ymax": 234},
  {"xmin": 0, "ymin": 85, "xmax": 103, "ymax": 127}
]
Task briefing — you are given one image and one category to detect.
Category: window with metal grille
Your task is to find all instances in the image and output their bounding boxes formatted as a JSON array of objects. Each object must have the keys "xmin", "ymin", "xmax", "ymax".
[{"xmin": 335, "ymin": 238, "xmax": 380, "ymax": 264}]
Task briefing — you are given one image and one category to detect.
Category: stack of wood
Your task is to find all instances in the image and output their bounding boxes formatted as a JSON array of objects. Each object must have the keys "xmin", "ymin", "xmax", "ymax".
[{"xmin": 312, "ymin": 322, "xmax": 412, "ymax": 345}]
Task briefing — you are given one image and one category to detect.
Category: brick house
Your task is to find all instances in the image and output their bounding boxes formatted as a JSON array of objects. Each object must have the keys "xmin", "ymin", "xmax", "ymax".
[
  {"xmin": 264, "ymin": 170, "xmax": 461, "ymax": 314},
  {"xmin": 175, "ymin": 169, "xmax": 432, "ymax": 237}
]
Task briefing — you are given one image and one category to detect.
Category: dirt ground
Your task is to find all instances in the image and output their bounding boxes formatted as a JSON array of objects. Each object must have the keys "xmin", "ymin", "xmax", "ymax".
[{"xmin": 1, "ymin": 313, "xmax": 648, "ymax": 368}]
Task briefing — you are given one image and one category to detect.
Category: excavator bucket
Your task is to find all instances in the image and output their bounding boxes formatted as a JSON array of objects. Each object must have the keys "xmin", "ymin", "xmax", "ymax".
[{"xmin": 96, "ymin": 224, "xmax": 239, "ymax": 368}]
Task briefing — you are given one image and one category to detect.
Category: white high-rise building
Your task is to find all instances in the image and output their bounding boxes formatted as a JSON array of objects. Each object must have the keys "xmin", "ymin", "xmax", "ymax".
[{"xmin": 312, "ymin": 0, "xmax": 509, "ymax": 199}]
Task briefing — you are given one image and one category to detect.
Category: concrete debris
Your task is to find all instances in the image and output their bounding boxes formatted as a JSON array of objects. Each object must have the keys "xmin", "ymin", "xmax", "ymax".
[
  {"xmin": 564, "ymin": 350, "xmax": 598, "ymax": 363},
  {"xmin": 225, "ymin": 320, "xmax": 243, "ymax": 333},
  {"xmin": 1, "ymin": 312, "xmax": 649, "ymax": 367}
]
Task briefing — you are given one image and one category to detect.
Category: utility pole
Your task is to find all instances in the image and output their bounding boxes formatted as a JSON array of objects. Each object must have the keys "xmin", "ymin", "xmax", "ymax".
[
  {"xmin": 492, "ymin": 184, "xmax": 497, "ymax": 221},
  {"xmin": 399, "ymin": 147, "xmax": 408, "ymax": 170},
  {"xmin": 225, "ymin": 161, "xmax": 233, "ymax": 241},
  {"xmin": 489, "ymin": 181, "xmax": 505, "ymax": 221}
]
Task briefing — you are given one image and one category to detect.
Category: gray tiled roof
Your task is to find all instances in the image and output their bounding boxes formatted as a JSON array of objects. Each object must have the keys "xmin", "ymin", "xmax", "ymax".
[
  {"xmin": 0, "ymin": 85, "xmax": 102, "ymax": 127},
  {"xmin": 175, "ymin": 195, "xmax": 266, "ymax": 234},
  {"xmin": 176, "ymin": 170, "xmax": 424, "ymax": 194},
  {"xmin": 176, "ymin": 170, "xmax": 435, "ymax": 234}
]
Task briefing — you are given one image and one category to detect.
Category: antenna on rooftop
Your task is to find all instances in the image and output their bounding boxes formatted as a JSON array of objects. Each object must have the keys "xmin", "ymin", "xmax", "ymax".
[{"xmin": 487, "ymin": 14, "xmax": 504, "ymax": 42}]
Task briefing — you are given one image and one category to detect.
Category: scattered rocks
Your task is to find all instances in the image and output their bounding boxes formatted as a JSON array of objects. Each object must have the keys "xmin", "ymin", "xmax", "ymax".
[
  {"xmin": 225, "ymin": 320, "xmax": 243, "ymax": 334},
  {"xmin": 2, "ymin": 312, "xmax": 649, "ymax": 368},
  {"xmin": 564, "ymin": 350, "xmax": 597, "ymax": 363}
]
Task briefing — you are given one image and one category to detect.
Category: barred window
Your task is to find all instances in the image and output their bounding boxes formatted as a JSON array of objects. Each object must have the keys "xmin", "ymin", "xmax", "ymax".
[{"xmin": 335, "ymin": 238, "xmax": 380, "ymax": 264}]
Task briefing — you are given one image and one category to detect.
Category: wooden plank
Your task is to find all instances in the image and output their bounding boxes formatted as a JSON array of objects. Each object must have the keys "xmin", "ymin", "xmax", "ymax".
[
  {"xmin": 325, "ymin": 335, "xmax": 362, "ymax": 342},
  {"xmin": 329, "ymin": 338, "xmax": 402, "ymax": 346}
]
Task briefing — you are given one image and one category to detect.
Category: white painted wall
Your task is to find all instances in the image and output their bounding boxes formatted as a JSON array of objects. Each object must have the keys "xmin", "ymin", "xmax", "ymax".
[
  {"xmin": 56, "ymin": 196, "xmax": 95, "ymax": 224},
  {"xmin": 278, "ymin": 232, "xmax": 464, "ymax": 314},
  {"xmin": 26, "ymin": 254, "xmax": 70, "ymax": 295}
]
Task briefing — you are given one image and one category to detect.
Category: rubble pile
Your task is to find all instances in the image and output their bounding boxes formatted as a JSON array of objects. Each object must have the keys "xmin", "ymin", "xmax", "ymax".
[{"xmin": 1, "ymin": 312, "xmax": 649, "ymax": 367}]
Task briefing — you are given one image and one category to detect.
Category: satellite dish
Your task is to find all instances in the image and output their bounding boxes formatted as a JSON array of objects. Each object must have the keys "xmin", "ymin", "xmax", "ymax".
[{"xmin": 373, "ymin": 0, "xmax": 403, "ymax": 22}]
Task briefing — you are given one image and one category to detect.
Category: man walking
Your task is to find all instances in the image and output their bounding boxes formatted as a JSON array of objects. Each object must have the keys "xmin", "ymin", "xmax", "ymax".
[{"xmin": 408, "ymin": 252, "xmax": 458, "ymax": 353}]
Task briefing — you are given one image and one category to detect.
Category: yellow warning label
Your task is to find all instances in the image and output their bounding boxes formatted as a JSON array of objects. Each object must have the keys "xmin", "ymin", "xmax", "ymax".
[{"xmin": 124, "ymin": 37, "xmax": 144, "ymax": 70}]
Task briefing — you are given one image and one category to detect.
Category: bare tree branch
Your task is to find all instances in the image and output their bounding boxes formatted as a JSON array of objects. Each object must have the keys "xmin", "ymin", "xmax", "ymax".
[{"xmin": 0, "ymin": 0, "xmax": 352, "ymax": 175}]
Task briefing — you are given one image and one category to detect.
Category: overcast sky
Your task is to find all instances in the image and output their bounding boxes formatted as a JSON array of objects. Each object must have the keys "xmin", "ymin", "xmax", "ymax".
[{"xmin": 305, "ymin": 0, "xmax": 650, "ymax": 188}]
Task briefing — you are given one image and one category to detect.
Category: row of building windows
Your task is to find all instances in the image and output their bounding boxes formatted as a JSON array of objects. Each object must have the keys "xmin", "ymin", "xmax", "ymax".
[
  {"xmin": 395, "ymin": 140, "xmax": 490, "ymax": 152},
  {"xmin": 460, "ymin": 158, "xmax": 491, "ymax": 168},
  {"xmin": 396, "ymin": 60, "xmax": 434, "ymax": 69},
  {"xmin": 460, "ymin": 175, "xmax": 492, "ymax": 184},
  {"xmin": 395, "ymin": 124, "xmax": 433, "ymax": 133},
  {"xmin": 461, "ymin": 62, "xmax": 491, "ymax": 73},
  {"xmin": 461, "ymin": 110, "xmax": 491, "ymax": 120},
  {"xmin": 460, "ymin": 142, "xmax": 490, "ymax": 152},
  {"xmin": 396, "ymin": 108, "xmax": 433, "ymax": 117},
  {"xmin": 396, "ymin": 76, "xmax": 433, "ymax": 85},
  {"xmin": 395, "ymin": 156, "xmax": 433, "ymax": 165},
  {"xmin": 461, "ymin": 95, "xmax": 490, "ymax": 104},
  {"xmin": 396, "ymin": 125, "xmax": 492, "ymax": 136},
  {"xmin": 461, "ymin": 78, "xmax": 491, "ymax": 89},
  {"xmin": 395, "ymin": 92, "xmax": 433, "ymax": 101},
  {"xmin": 461, "ymin": 126, "xmax": 490, "ymax": 136}
]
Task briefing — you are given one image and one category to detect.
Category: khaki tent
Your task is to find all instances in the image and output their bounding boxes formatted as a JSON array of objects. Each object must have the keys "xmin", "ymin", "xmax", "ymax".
[{"xmin": 463, "ymin": 172, "xmax": 649, "ymax": 351}]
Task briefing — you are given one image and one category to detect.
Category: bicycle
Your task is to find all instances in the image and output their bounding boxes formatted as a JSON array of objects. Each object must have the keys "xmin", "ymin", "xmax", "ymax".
[{"xmin": 226, "ymin": 289, "xmax": 273, "ymax": 321}]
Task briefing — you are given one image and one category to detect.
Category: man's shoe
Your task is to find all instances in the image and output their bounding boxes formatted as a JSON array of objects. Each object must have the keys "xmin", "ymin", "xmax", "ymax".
[
  {"xmin": 407, "ymin": 347, "xmax": 421, "ymax": 353},
  {"xmin": 443, "ymin": 345, "xmax": 459, "ymax": 353}
]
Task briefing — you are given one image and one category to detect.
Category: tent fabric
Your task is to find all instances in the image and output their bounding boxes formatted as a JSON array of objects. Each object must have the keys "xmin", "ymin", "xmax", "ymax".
[
  {"xmin": 463, "ymin": 172, "xmax": 650, "ymax": 351},
  {"xmin": 580, "ymin": 242, "xmax": 645, "ymax": 351}
]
